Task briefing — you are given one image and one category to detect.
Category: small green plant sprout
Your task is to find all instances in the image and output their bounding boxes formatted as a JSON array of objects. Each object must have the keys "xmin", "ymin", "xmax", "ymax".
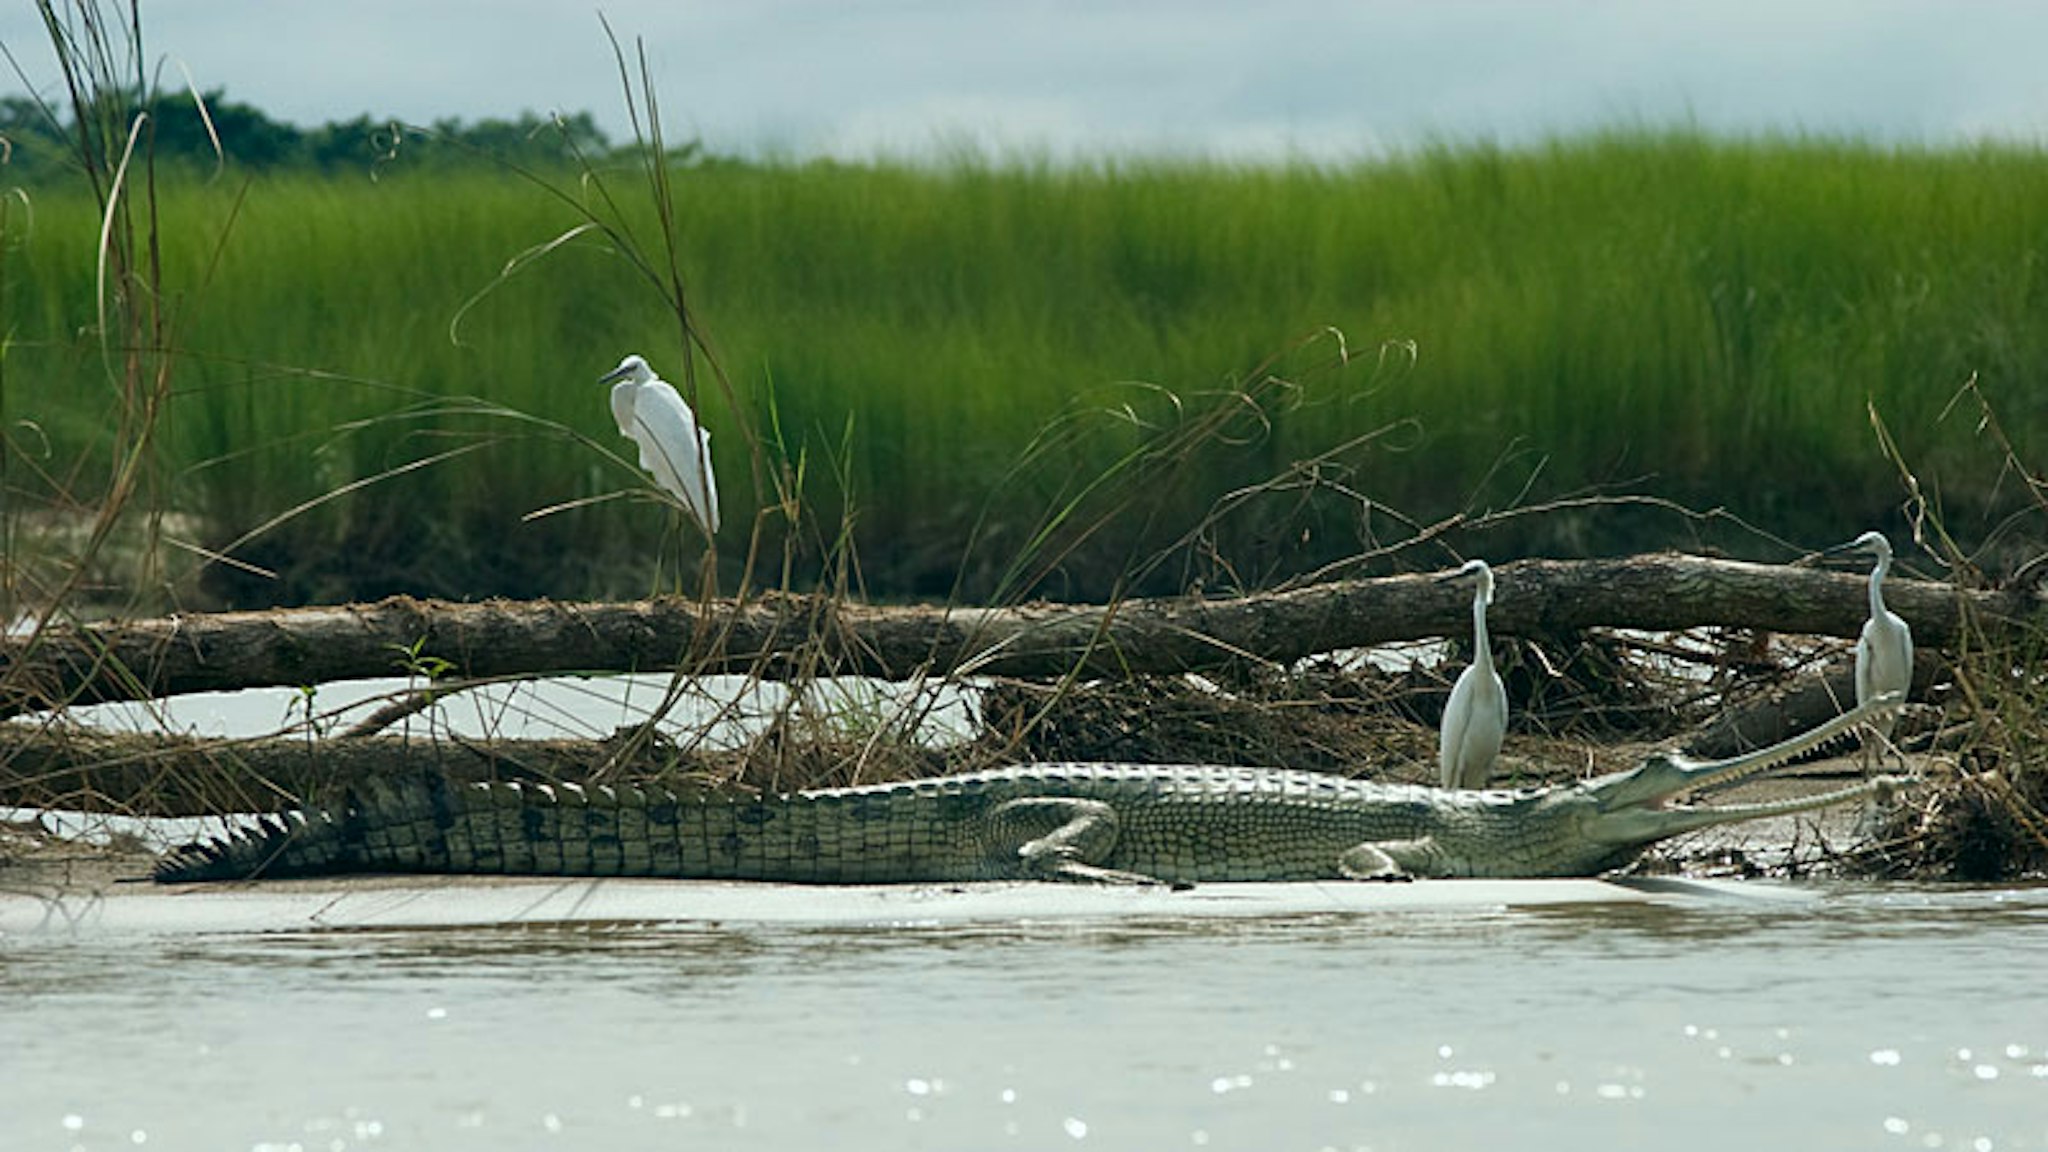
[
  {"xmin": 390, "ymin": 637, "xmax": 457, "ymax": 685},
  {"xmin": 285, "ymin": 682, "xmax": 325, "ymax": 737}
]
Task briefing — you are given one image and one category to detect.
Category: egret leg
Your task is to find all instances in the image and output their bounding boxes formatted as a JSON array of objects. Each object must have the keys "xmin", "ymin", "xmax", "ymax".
[
  {"xmin": 664, "ymin": 507, "xmax": 685, "ymax": 596},
  {"xmin": 1854, "ymin": 723, "xmax": 1906, "ymax": 836},
  {"xmin": 694, "ymin": 538, "xmax": 719, "ymax": 600}
]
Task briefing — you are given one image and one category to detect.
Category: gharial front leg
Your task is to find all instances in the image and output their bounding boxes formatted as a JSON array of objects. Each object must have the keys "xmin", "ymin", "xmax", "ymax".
[{"xmin": 984, "ymin": 797, "xmax": 1166, "ymax": 885}]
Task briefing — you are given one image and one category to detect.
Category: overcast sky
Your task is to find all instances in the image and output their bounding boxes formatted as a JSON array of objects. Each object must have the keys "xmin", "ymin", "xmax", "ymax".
[{"xmin": 6, "ymin": 1, "xmax": 2048, "ymax": 160}]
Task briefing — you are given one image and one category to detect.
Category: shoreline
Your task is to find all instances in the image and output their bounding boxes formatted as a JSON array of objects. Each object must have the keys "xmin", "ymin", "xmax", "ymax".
[{"xmin": 3, "ymin": 864, "xmax": 1821, "ymax": 938}]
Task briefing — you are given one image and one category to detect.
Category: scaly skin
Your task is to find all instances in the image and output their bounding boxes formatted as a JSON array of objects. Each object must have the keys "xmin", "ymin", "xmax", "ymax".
[{"xmin": 154, "ymin": 695, "xmax": 1907, "ymax": 885}]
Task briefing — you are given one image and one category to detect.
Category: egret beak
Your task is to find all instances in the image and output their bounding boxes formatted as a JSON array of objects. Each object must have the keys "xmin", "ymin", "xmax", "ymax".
[
  {"xmin": 598, "ymin": 364, "xmax": 632, "ymax": 385},
  {"xmin": 1433, "ymin": 561, "xmax": 1486, "ymax": 584},
  {"xmin": 1817, "ymin": 531, "xmax": 1890, "ymax": 562}
]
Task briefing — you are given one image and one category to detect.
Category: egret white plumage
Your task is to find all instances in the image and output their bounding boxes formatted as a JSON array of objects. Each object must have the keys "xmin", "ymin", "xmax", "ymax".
[
  {"xmin": 599, "ymin": 353, "xmax": 720, "ymax": 537},
  {"xmin": 1438, "ymin": 558, "xmax": 1507, "ymax": 790},
  {"xmin": 1829, "ymin": 530, "xmax": 1913, "ymax": 755}
]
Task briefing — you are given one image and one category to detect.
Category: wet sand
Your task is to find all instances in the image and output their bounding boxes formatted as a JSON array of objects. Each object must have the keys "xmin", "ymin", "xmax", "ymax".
[{"xmin": 1, "ymin": 848, "xmax": 1825, "ymax": 937}]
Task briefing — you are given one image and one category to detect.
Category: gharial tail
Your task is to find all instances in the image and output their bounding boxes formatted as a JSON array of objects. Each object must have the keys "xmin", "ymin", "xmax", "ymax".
[
  {"xmin": 154, "ymin": 808, "xmax": 353, "ymax": 882},
  {"xmin": 153, "ymin": 774, "xmax": 450, "ymax": 883},
  {"xmin": 153, "ymin": 774, "xmax": 774, "ymax": 883}
]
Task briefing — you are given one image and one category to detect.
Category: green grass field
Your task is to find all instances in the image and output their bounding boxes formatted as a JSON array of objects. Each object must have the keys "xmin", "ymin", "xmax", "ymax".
[{"xmin": 6, "ymin": 131, "xmax": 2045, "ymax": 606}]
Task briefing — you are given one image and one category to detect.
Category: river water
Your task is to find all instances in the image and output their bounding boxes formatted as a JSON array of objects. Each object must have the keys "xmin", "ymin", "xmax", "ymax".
[{"xmin": 3, "ymin": 880, "xmax": 2043, "ymax": 1152}]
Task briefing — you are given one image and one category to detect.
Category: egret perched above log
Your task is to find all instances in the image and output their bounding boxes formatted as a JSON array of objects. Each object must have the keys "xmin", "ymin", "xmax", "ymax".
[
  {"xmin": 1438, "ymin": 558, "xmax": 1507, "ymax": 790},
  {"xmin": 599, "ymin": 353, "xmax": 720, "ymax": 537},
  {"xmin": 1828, "ymin": 530, "xmax": 1913, "ymax": 753}
]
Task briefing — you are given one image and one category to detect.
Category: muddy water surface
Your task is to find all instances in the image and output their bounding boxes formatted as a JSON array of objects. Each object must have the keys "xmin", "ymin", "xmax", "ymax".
[{"xmin": 3, "ymin": 883, "xmax": 2044, "ymax": 1151}]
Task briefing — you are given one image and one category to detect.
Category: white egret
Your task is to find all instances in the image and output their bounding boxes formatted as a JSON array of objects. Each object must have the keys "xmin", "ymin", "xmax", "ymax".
[
  {"xmin": 1438, "ymin": 558, "xmax": 1507, "ymax": 790},
  {"xmin": 599, "ymin": 353, "xmax": 720, "ymax": 537},
  {"xmin": 1829, "ymin": 530, "xmax": 1913, "ymax": 757}
]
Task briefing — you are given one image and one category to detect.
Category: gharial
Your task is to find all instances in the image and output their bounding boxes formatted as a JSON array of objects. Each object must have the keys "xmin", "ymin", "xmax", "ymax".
[
  {"xmin": 155, "ymin": 695, "xmax": 1908, "ymax": 886},
  {"xmin": 599, "ymin": 353, "xmax": 720, "ymax": 537},
  {"xmin": 1438, "ymin": 558, "xmax": 1506, "ymax": 790}
]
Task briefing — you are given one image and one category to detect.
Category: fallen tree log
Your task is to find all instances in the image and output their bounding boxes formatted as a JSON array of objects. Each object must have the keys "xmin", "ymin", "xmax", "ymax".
[
  {"xmin": 0, "ymin": 724, "xmax": 774, "ymax": 818},
  {"xmin": 3, "ymin": 553, "xmax": 2039, "ymax": 714},
  {"xmin": 0, "ymin": 724, "xmax": 965, "ymax": 818},
  {"xmin": 0, "ymin": 726, "xmax": 605, "ymax": 817},
  {"xmin": 1680, "ymin": 656, "xmax": 1948, "ymax": 760}
]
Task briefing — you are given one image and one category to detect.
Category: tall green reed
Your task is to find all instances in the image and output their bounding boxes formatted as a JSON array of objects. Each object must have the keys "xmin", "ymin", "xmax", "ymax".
[
  {"xmin": 8, "ymin": 129, "xmax": 2045, "ymax": 604},
  {"xmin": 6, "ymin": 0, "xmax": 200, "ymax": 620}
]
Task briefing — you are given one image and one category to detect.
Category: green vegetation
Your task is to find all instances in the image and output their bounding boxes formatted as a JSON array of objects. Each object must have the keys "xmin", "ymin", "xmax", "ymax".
[
  {"xmin": 0, "ymin": 89, "xmax": 623, "ymax": 178},
  {"xmin": 5, "ymin": 123, "xmax": 2046, "ymax": 606}
]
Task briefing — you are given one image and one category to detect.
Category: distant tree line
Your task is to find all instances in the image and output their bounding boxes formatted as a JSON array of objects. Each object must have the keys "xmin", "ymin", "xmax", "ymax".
[{"xmin": 1, "ymin": 86, "xmax": 700, "ymax": 181}]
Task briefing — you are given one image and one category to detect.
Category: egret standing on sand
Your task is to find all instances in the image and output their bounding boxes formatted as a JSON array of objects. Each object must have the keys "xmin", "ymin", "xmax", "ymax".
[
  {"xmin": 599, "ymin": 354, "xmax": 720, "ymax": 538},
  {"xmin": 1438, "ymin": 558, "xmax": 1507, "ymax": 790},
  {"xmin": 1830, "ymin": 530, "xmax": 1912, "ymax": 757}
]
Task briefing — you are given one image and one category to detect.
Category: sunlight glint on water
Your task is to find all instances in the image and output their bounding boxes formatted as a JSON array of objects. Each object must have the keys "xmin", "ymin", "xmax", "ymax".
[{"xmin": 3, "ymin": 888, "xmax": 2044, "ymax": 1151}]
